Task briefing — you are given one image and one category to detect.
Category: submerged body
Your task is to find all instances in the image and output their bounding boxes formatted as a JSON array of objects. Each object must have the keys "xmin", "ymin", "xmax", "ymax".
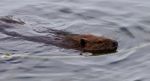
[{"xmin": 0, "ymin": 16, "xmax": 118, "ymax": 54}]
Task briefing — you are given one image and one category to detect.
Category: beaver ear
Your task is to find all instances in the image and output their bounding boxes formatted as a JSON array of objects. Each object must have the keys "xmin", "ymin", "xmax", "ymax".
[{"xmin": 80, "ymin": 38, "xmax": 87, "ymax": 47}]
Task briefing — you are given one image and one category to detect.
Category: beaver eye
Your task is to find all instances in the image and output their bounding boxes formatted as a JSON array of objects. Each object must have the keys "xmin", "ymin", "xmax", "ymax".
[
  {"xmin": 80, "ymin": 39, "xmax": 87, "ymax": 48},
  {"xmin": 98, "ymin": 41, "xmax": 102, "ymax": 43}
]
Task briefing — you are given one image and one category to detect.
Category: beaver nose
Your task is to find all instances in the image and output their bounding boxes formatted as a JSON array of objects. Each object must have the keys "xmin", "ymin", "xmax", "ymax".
[{"xmin": 113, "ymin": 41, "xmax": 118, "ymax": 47}]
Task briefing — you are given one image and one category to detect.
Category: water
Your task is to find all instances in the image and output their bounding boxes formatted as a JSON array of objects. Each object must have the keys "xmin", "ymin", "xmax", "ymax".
[{"xmin": 0, "ymin": 0, "xmax": 150, "ymax": 81}]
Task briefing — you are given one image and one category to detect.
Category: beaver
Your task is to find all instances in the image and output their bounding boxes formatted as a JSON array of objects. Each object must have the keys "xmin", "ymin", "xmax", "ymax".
[{"xmin": 0, "ymin": 16, "xmax": 118, "ymax": 55}]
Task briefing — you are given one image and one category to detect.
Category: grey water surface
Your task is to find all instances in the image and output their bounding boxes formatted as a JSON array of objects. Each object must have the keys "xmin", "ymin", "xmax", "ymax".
[{"xmin": 0, "ymin": 0, "xmax": 150, "ymax": 81}]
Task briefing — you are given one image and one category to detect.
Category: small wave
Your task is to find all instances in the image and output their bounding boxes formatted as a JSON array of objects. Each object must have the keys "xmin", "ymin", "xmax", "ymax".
[{"xmin": 119, "ymin": 27, "xmax": 135, "ymax": 38}]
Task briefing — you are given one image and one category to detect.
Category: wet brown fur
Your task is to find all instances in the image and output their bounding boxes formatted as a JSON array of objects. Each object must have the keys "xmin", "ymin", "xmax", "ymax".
[{"xmin": 64, "ymin": 34, "xmax": 118, "ymax": 54}]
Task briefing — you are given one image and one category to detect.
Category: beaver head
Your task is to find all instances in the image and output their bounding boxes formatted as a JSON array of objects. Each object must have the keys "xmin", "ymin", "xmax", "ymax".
[{"xmin": 67, "ymin": 34, "xmax": 118, "ymax": 54}]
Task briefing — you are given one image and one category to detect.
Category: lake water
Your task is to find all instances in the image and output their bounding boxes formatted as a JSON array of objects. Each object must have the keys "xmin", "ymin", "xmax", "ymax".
[{"xmin": 0, "ymin": 0, "xmax": 150, "ymax": 81}]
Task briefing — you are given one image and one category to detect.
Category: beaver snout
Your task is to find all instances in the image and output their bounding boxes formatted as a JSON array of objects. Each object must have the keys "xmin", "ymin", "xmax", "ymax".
[
  {"xmin": 111, "ymin": 40, "xmax": 118, "ymax": 51},
  {"xmin": 113, "ymin": 41, "xmax": 118, "ymax": 48}
]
